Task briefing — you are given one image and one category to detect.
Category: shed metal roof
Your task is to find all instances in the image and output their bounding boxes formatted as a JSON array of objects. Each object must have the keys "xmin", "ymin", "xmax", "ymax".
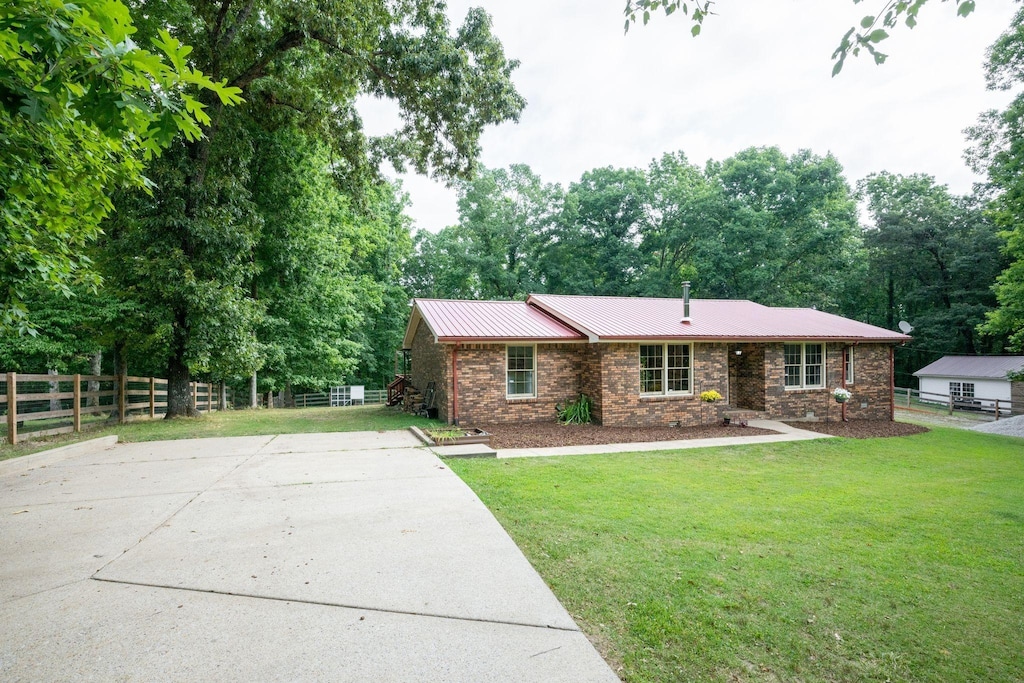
[
  {"xmin": 913, "ymin": 355, "xmax": 1024, "ymax": 379},
  {"xmin": 527, "ymin": 294, "xmax": 910, "ymax": 342}
]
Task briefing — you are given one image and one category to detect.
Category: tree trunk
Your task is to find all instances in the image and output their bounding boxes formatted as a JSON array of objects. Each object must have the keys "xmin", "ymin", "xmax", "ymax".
[
  {"xmin": 283, "ymin": 382, "xmax": 294, "ymax": 409},
  {"xmin": 166, "ymin": 354, "xmax": 199, "ymax": 418},
  {"xmin": 220, "ymin": 380, "xmax": 227, "ymax": 410},
  {"xmin": 165, "ymin": 306, "xmax": 199, "ymax": 418},
  {"xmin": 250, "ymin": 371, "xmax": 258, "ymax": 409},
  {"xmin": 87, "ymin": 351, "xmax": 101, "ymax": 406}
]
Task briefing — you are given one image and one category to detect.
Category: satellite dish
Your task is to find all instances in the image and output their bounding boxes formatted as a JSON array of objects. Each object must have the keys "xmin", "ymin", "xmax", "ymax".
[{"xmin": 898, "ymin": 320, "xmax": 914, "ymax": 333}]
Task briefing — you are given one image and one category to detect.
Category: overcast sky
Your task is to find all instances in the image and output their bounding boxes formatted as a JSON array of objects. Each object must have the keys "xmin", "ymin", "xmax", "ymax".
[{"xmin": 359, "ymin": 0, "xmax": 1020, "ymax": 232}]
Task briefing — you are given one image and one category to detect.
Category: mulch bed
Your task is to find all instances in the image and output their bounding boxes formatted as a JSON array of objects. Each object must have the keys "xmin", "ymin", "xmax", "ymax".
[
  {"xmin": 478, "ymin": 421, "xmax": 779, "ymax": 449},
  {"xmin": 783, "ymin": 420, "xmax": 930, "ymax": 439}
]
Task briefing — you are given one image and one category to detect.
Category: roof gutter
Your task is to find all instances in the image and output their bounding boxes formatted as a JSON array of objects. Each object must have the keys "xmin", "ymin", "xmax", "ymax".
[{"xmin": 451, "ymin": 342, "xmax": 459, "ymax": 426}]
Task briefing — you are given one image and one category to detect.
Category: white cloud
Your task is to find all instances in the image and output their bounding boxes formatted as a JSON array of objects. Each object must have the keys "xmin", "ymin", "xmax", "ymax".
[{"xmin": 360, "ymin": 0, "xmax": 1019, "ymax": 232}]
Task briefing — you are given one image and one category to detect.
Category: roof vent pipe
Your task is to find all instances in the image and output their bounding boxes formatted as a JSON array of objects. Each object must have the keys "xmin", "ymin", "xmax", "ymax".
[{"xmin": 682, "ymin": 281, "xmax": 691, "ymax": 323}]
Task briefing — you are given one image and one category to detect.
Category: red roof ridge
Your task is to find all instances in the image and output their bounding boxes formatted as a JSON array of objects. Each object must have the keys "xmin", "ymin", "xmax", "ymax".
[
  {"xmin": 413, "ymin": 297, "xmax": 527, "ymax": 305},
  {"xmin": 530, "ymin": 293, "xmax": 760, "ymax": 306}
]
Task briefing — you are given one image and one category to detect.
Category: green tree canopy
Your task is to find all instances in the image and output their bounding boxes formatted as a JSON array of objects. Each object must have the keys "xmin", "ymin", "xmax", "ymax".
[
  {"xmin": 108, "ymin": 0, "xmax": 525, "ymax": 416},
  {"xmin": 0, "ymin": 0, "xmax": 240, "ymax": 333},
  {"xmin": 968, "ymin": 4, "xmax": 1024, "ymax": 351},
  {"xmin": 859, "ymin": 172, "xmax": 1005, "ymax": 381}
]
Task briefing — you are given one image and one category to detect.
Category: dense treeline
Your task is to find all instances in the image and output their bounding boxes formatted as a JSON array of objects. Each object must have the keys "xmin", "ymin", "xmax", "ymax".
[
  {"xmin": 403, "ymin": 151, "xmax": 1008, "ymax": 387},
  {"xmin": 4, "ymin": 0, "xmax": 1024, "ymax": 407},
  {"xmin": 1, "ymin": 0, "xmax": 525, "ymax": 411}
]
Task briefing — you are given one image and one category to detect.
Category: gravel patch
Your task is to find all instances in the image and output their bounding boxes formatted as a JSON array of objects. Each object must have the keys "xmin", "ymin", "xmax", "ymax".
[
  {"xmin": 479, "ymin": 422, "xmax": 779, "ymax": 449},
  {"xmin": 972, "ymin": 413, "xmax": 1024, "ymax": 437},
  {"xmin": 782, "ymin": 420, "xmax": 929, "ymax": 439}
]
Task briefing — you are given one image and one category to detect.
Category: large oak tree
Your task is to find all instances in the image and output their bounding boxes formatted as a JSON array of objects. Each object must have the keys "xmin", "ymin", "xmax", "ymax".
[{"xmin": 110, "ymin": 1, "xmax": 525, "ymax": 416}]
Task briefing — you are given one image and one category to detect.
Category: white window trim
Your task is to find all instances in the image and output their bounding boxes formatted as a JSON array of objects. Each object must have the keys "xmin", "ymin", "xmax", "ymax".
[
  {"xmin": 844, "ymin": 346, "xmax": 854, "ymax": 386},
  {"xmin": 506, "ymin": 344, "xmax": 537, "ymax": 399},
  {"xmin": 784, "ymin": 342, "xmax": 826, "ymax": 390},
  {"xmin": 639, "ymin": 343, "xmax": 693, "ymax": 396}
]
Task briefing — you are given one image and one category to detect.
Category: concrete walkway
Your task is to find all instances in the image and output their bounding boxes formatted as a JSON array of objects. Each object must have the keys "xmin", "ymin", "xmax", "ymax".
[
  {"xmin": 492, "ymin": 419, "xmax": 832, "ymax": 458},
  {"xmin": 0, "ymin": 432, "xmax": 618, "ymax": 682}
]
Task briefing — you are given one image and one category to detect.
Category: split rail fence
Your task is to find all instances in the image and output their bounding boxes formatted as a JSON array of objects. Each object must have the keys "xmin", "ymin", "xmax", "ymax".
[
  {"xmin": 895, "ymin": 387, "xmax": 1014, "ymax": 420},
  {"xmin": 291, "ymin": 389, "xmax": 387, "ymax": 408},
  {"xmin": 2, "ymin": 373, "xmax": 230, "ymax": 445}
]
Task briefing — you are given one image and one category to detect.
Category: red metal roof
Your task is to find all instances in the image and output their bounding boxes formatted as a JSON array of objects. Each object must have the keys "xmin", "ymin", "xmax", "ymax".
[
  {"xmin": 527, "ymin": 294, "xmax": 910, "ymax": 342},
  {"xmin": 407, "ymin": 299, "xmax": 587, "ymax": 344},
  {"xmin": 404, "ymin": 294, "xmax": 911, "ymax": 347}
]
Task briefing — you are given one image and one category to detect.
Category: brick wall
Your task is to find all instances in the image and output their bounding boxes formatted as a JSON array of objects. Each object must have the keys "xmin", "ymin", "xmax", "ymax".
[
  {"xmin": 597, "ymin": 343, "xmax": 731, "ymax": 428},
  {"xmin": 580, "ymin": 345, "xmax": 603, "ymax": 424},
  {"xmin": 1013, "ymin": 381, "xmax": 1024, "ymax": 415},
  {"xmin": 763, "ymin": 342, "xmax": 892, "ymax": 421},
  {"xmin": 452, "ymin": 343, "xmax": 585, "ymax": 426},
  {"xmin": 842, "ymin": 344, "xmax": 893, "ymax": 420},
  {"xmin": 409, "ymin": 321, "xmax": 450, "ymax": 422}
]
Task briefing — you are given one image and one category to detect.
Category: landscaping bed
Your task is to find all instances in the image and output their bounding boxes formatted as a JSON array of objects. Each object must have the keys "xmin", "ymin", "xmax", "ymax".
[
  {"xmin": 783, "ymin": 419, "xmax": 929, "ymax": 439},
  {"xmin": 479, "ymin": 421, "xmax": 778, "ymax": 449}
]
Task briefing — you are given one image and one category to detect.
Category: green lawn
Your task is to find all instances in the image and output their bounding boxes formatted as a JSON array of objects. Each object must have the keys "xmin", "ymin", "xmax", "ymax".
[
  {"xmin": 0, "ymin": 405, "xmax": 440, "ymax": 461},
  {"xmin": 448, "ymin": 428, "xmax": 1024, "ymax": 682}
]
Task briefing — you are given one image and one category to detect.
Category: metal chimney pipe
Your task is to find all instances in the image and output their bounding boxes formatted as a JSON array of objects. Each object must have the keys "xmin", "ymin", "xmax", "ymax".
[{"xmin": 682, "ymin": 281, "xmax": 691, "ymax": 323}]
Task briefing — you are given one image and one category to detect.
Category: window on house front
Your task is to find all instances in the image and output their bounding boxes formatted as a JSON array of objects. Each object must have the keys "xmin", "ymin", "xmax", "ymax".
[
  {"xmin": 784, "ymin": 343, "xmax": 825, "ymax": 389},
  {"xmin": 640, "ymin": 344, "xmax": 691, "ymax": 395},
  {"xmin": 844, "ymin": 346, "xmax": 854, "ymax": 385},
  {"xmin": 506, "ymin": 345, "xmax": 536, "ymax": 398}
]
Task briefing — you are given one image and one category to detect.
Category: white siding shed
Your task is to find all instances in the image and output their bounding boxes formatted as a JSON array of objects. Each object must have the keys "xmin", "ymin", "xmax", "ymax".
[{"xmin": 913, "ymin": 356, "xmax": 1024, "ymax": 410}]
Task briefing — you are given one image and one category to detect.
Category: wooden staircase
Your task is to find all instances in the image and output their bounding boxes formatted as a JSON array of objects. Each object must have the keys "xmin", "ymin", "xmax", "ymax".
[{"xmin": 386, "ymin": 375, "xmax": 409, "ymax": 406}]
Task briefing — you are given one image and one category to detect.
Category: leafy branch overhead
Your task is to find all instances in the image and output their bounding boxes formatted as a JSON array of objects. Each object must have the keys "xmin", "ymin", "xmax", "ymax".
[
  {"xmin": 0, "ymin": 0, "xmax": 242, "ymax": 334},
  {"xmin": 621, "ymin": 0, "xmax": 978, "ymax": 75}
]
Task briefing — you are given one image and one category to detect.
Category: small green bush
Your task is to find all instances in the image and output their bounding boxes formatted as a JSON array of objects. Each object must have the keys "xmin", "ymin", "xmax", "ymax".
[{"xmin": 556, "ymin": 393, "xmax": 592, "ymax": 424}]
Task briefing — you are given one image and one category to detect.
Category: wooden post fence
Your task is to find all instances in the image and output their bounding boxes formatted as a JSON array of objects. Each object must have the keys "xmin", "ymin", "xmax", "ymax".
[
  {"xmin": 7, "ymin": 372, "xmax": 16, "ymax": 446},
  {"xmin": 73, "ymin": 374, "xmax": 81, "ymax": 433},
  {"xmin": 3, "ymin": 373, "xmax": 229, "ymax": 444},
  {"xmin": 118, "ymin": 373, "xmax": 127, "ymax": 424}
]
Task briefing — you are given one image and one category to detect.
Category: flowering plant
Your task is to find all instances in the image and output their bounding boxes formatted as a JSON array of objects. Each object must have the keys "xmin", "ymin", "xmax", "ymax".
[
  {"xmin": 700, "ymin": 390, "xmax": 723, "ymax": 403},
  {"xmin": 832, "ymin": 387, "xmax": 852, "ymax": 403}
]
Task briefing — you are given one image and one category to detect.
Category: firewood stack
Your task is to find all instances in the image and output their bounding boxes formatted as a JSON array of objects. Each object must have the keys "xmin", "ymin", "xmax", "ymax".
[{"xmin": 403, "ymin": 385, "xmax": 424, "ymax": 413}]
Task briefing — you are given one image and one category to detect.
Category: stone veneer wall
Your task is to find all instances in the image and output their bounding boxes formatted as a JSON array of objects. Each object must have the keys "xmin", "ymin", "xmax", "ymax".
[
  {"xmin": 449, "ymin": 342, "xmax": 585, "ymax": 426},
  {"xmin": 1010, "ymin": 380, "xmax": 1023, "ymax": 415},
  {"xmin": 409, "ymin": 321, "xmax": 450, "ymax": 422},
  {"xmin": 763, "ymin": 342, "xmax": 892, "ymax": 421},
  {"xmin": 596, "ymin": 342, "xmax": 730, "ymax": 428}
]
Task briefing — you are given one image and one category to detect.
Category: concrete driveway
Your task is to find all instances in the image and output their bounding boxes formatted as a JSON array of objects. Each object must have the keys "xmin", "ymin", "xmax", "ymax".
[{"xmin": 0, "ymin": 432, "xmax": 618, "ymax": 682}]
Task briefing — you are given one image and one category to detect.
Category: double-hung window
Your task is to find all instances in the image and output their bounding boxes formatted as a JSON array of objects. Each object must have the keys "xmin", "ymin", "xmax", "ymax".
[
  {"xmin": 640, "ymin": 343, "xmax": 691, "ymax": 395},
  {"xmin": 950, "ymin": 381, "xmax": 975, "ymax": 399},
  {"xmin": 784, "ymin": 343, "xmax": 824, "ymax": 389},
  {"xmin": 506, "ymin": 345, "xmax": 536, "ymax": 398},
  {"xmin": 843, "ymin": 346, "xmax": 854, "ymax": 385}
]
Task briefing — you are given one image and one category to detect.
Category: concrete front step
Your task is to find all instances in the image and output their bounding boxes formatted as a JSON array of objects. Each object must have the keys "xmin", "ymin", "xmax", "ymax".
[{"xmin": 723, "ymin": 409, "xmax": 767, "ymax": 421}]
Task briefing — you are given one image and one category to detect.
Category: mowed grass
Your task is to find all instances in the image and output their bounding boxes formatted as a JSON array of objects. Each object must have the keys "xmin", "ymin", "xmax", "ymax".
[
  {"xmin": 448, "ymin": 428, "xmax": 1024, "ymax": 682},
  {"xmin": 0, "ymin": 405, "xmax": 440, "ymax": 461}
]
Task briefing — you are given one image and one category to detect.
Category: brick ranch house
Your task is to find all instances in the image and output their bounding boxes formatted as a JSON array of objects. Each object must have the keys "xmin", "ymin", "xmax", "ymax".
[{"xmin": 401, "ymin": 292, "xmax": 910, "ymax": 427}]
